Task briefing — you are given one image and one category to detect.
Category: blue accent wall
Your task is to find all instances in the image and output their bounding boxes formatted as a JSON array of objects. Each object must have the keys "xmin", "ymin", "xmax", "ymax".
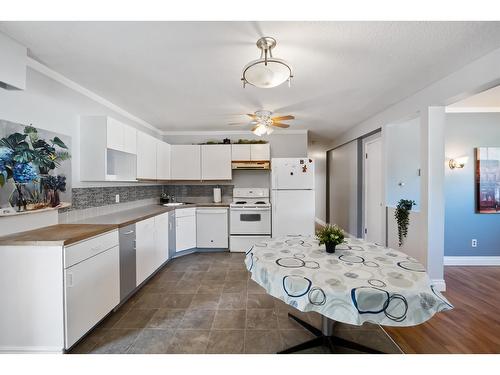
[{"xmin": 444, "ymin": 113, "xmax": 500, "ymax": 256}]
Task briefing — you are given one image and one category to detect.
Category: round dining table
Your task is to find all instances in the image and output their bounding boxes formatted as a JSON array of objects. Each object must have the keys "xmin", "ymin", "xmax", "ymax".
[{"xmin": 244, "ymin": 235, "xmax": 453, "ymax": 354}]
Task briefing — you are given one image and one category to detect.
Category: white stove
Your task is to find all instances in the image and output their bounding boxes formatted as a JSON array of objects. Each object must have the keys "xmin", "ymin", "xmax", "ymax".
[{"xmin": 229, "ymin": 188, "xmax": 272, "ymax": 252}]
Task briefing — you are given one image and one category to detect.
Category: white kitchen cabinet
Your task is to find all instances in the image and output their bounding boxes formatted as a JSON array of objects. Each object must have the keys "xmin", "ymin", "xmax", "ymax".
[
  {"xmin": 196, "ymin": 208, "xmax": 228, "ymax": 248},
  {"xmin": 0, "ymin": 32, "xmax": 27, "ymax": 90},
  {"xmin": 231, "ymin": 144, "xmax": 251, "ymax": 161},
  {"xmin": 251, "ymin": 144, "xmax": 270, "ymax": 161},
  {"xmin": 170, "ymin": 145, "xmax": 201, "ymax": 180},
  {"xmin": 201, "ymin": 145, "xmax": 232, "ymax": 180},
  {"xmin": 154, "ymin": 212, "xmax": 170, "ymax": 268},
  {"xmin": 64, "ymin": 245, "xmax": 119, "ymax": 348},
  {"xmin": 136, "ymin": 131, "xmax": 158, "ymax": 180},
  {"xmin": 136, "ymin": 217, "xmax": 157, "ymax": 285},
  {"xmin": 80, "ymin": 116, "xmax": 137, "ymax": 182},
  {"xmin": 156, "ymin": 141, "xmax": 171, "ymax": 180},
  {"xmin": 175, "ymin": 208, "xmax": 197, "ymax": 252}
]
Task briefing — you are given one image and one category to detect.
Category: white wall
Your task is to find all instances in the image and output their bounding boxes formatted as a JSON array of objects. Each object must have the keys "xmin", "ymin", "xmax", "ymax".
[
  {"xmin": 328, "ymin": 140, "xmax": 359, "ymax": 236},
  {"xmin": 384, "ymin": 117, "xmax": 421, "ymax": 208},
  {"xmin": 0, "ymin": 66, "xmax": 161, "ymax": 189},
  {"xmin": 308, "ymin": 139, "xmax": 328, "ymax": 223}
]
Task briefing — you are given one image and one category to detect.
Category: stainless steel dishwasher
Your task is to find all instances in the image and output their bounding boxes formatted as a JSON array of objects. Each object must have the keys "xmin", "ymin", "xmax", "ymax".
[{"xmin": 119, "ymin": 224, "xmax": 136, "ymax": 301}]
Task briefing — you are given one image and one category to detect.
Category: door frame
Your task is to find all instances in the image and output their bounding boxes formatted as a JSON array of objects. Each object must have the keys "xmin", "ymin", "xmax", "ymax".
[{"xmin": 362, "ymin": 134, "xmax": 385, "ymax": 244}]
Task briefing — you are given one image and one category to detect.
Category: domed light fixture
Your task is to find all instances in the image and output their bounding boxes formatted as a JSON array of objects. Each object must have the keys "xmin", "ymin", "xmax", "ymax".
[{"xmin": 241, "ymin": 37, "xmax": 293, "ymax": 88}]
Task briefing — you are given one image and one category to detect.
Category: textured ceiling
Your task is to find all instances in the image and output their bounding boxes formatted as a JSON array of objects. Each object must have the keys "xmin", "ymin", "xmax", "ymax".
[{"xmin": 2, "ymin": 21, "xmax": 500, "ymax": 140}]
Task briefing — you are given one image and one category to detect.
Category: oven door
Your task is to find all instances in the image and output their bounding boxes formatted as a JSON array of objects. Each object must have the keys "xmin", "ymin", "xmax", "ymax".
[{"xmin": 230, "ymin": 207, "xmax": 271, "ymax": 235}]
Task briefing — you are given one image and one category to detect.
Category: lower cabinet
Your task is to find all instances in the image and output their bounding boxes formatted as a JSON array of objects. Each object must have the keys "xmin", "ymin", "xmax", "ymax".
[
  {"xmin": 176, "ymin": 208, "xmax": 197, "ymax": 251},
  {"xmin": 64, "ymin": 232, "xmax": 120, "ymax": 349},
  {"xmin": 196, "ymin": 208, "xmax": 228, "ymax": 248},
  {"xmin": 136, "ymin": 213, "xmax": 170, "ymax": 286}
]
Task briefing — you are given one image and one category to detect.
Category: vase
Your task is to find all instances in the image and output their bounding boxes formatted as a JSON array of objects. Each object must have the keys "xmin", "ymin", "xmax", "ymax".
[
  {"xmin": 48, "ymin": 189, "xmax": 60, "ymax": 208},
  {"xmin": 325, "ymin": 242, "xmax": 336, "ymax": 254},
  {"xmin": 9, "ymin": 183, "xmax": 27, "ymax": 212}
]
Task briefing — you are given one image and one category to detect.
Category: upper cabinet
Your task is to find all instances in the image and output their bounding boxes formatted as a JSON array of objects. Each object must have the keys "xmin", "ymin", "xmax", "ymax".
[
  {"xmin": 80, "ymin": 116, "xmax": 137, "ymax": 181},
  {"xmin": 201, "ymin": 145, "xmax": 232, "ymax": 180},
  {"xmin": 106, "ymin": 117, "xmax": 137, "ymax": 154},
  {"xmin": 136, "ymin": 132, "xmax": 158, "ymax": 180},
  {"xmin": 231, "ymin": 144, "xmax": 270, "ymax": 161},
  {"xmin": 156, "ymin": 141, "xmax": 171, "ymax": 180},
  {"xmin": 0, "ymin": 32, "xmax": 27, "ymax": 90},
  {"xmin": 171, "ymin": 145, "xmax": 201, "ymax": 180}
]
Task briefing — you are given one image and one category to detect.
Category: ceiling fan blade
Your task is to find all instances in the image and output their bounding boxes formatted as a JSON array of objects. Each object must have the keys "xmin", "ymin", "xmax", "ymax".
[
  {"xmin": 272, "ymin": 115, "xmax": 295, "ymax": 121},
  {"xmin": 247, "ymin": 113, "xmax": 257, "ymax": 119},
  {"xmin": 272, "ymin": 122, "xmax": 290, "ymax": 128},
  {"xmin": 228, "ymin": 122, "xmax": 247, "ymax": 126},
  {"xmin": 251, "ymin": 125, "xmax": 259, "ymax": 132}
]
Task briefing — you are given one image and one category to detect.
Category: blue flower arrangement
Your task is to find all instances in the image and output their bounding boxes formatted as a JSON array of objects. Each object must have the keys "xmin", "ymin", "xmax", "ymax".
[{"xmin": 12, "ymin": 163, "xmax": 38, "ymax": 184}]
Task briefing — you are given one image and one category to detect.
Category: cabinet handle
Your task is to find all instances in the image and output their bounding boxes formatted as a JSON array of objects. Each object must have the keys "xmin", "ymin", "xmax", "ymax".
[
  {"xmin": 67, "ymin": 273, "xmax": 73, "ymax": 287},
  {"xmin": 123, "ymin": 230, "xmax": 135, "ymax": 235}
]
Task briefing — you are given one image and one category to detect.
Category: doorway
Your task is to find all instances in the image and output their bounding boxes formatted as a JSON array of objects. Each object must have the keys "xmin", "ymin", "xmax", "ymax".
[{"xmin": 363, "ymin": 136, "xmax": 384, "ymax": 244}]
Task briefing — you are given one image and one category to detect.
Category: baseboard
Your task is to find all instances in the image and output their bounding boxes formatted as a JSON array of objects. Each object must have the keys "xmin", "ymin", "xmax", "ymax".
[
  {"xmin": 431, "ymin": 279, "xmax": 446, "ymax": 292},
  {"xmin": 315, "ymin": 217, "xmax": 327, "ymax": 227},
  {"xmin": 444, "ymin": 256, "xmax": 500, "ymax": 266}
]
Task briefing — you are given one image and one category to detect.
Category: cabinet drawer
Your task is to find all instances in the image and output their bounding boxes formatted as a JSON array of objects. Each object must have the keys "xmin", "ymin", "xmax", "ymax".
[
  {"xmin": 64, "ymin": 230, "xmax": 119, "ymax": 268},
  {"xmin": 175, "ymin": 207, "xmax": 196, "ymax": 218}
]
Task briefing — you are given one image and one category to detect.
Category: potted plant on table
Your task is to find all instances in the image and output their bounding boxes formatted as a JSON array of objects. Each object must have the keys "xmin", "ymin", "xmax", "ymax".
[
  {"xmin": 316, "ymin": 224, "xmax": 346, "ymax": 253},
  {"xmin": 43, "ymin": 175, "xmax": 67, "ymax": 208}
]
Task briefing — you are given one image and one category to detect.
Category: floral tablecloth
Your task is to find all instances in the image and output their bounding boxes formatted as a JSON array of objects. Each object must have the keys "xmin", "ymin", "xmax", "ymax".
[{"xmin": 244, "ymin": 236, "xmax": 453, "ymax": 327}]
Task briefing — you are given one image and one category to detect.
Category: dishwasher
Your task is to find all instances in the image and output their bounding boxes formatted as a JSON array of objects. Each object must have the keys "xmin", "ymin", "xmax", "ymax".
[{"xmin": 119, "ymin": 224, "xmax": 136, "ymax": 301}]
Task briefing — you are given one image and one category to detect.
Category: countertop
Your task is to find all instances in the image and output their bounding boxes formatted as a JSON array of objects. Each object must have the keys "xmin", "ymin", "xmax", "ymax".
[
  {"xmin": 0, "ymin": 203, "xmax": 230, "ymax": 246},
  {"xmin": 0, "ymin": 224, "xmax": 118, "ymax": 246}
]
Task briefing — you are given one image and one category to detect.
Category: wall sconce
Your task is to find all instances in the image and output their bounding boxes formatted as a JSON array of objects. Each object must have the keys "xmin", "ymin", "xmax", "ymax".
[{"xmin": 448, "ymin": 156, "xmax": 468, "ymax": 170}]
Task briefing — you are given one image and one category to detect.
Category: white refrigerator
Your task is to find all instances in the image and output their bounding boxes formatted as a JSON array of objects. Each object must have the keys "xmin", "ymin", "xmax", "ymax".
[{"xmin": 271, "ymin": 158, "xmax": 315, "ymax": 237}]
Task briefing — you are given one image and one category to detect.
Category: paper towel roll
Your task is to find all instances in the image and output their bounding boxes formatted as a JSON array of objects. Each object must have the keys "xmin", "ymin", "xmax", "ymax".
[{"xmin": 213, "ymin": 188, "xmax": 222, "ymax": 203}]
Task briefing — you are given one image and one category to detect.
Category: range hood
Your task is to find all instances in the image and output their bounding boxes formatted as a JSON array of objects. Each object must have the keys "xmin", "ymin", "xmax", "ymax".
[{"xmin": 232, "ymin": 161, "xmax": 270, "ymax": 170}]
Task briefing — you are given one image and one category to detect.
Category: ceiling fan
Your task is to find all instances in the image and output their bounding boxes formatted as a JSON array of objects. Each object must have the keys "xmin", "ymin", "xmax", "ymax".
[{"xmin": 229, "ymin": 110, "xmax": 295, "ymax": 136}]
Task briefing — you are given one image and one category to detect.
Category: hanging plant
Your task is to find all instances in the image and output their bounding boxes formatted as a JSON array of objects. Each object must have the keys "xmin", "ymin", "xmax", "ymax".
[{"xmin": 395, "ymin": 199, "xmax": 416, "ymax": 247}]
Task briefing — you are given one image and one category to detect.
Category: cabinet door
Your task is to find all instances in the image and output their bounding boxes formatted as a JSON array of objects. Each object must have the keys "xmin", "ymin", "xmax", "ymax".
[
  {"xmin": 156, "ymin": 141, "xmax": 171, "ymax": 180},
  {"xmin": 201, "ymin": 145, "xmax": 232, "ymax": 180},
  {"xmin": 251, "ymin": 144, "xmax": 270, "ymax": 161},
  {"xmin": 64, "ymin": 246, "xmax": 119, "ymax": 348},
  {"xmin": 136, "ymin": 217, "xmax": 156, "ymax": 285},
  {"xmin": 196, "ymin": 209, "xmax": 228, "ymax": 248},
  {"xmin": 137, "ymin": 132, "xmax": 157, "ymax": 180},
  {"xmin": 123, "ymin": 124, "xmax": 137, "ymax": 154},
  {"xmin": 170, "ymin": 145, "xmax": 201, "ymax": 180},
  {"xmin": 176, "ymin": 215, "xmax": 196, "ymax": 252},
  {"xmin": 106, "ymin": 117, "xmax": 125, "ymax": 152},
  {"xmin": 231, "ymin": 144, "xmax": 251, "ymax": 161},
  {"xmin": 155, "ymin": 213, "xmax": 169, "ymax": 267}
]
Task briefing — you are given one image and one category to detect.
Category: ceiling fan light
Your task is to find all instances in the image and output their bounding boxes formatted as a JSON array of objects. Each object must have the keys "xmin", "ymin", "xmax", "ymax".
[{"xmin": 253, "ymin": 124, "xmax": 268, "ymax": 136}]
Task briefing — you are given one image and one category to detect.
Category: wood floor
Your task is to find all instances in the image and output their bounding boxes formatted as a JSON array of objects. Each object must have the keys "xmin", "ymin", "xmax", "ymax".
[{"xmin": 385, "ymin": 266, "xmax": 500, "ymax": 353}]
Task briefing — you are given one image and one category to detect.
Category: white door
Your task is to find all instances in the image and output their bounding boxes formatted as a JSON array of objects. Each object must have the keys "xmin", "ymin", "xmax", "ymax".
[
  {"xmin": 231, "ymin": 144, "xmax": 251, "ymax": 160},
  {"xmin": 251, "ymin": 144, "xmax": 270, "ymax": 161},
  {"xmin": 201, "ymin": 145, "xmax": 232, "ymax": 180},
  {"xmin": 176, "ymin": 216, "xmax": 197, "ymax": 251},
  {"xmin": 155, "ymin": 213, "xmax": 169, "ymax": 266},
  {"xmin": 156, "ymin": 141, "xmax": 171, "ymax": 180},
  {"xmin": 364, "ymin": 138, "xmax": 384, "ymax": 245},
  {"xmin": 171, "ymin": 145, "xmax": 201, "ymax": 180},
  {"xmin": 271, "ymin": 158, "xmax": 314, "ymax": 190},
  {"xmin": 272, "ymin": 190, "xmax": 315, "ymax": 237},
  {"xmin": 136, "ymin": 217, "xmax": 156, "ymax": 285},
  {"xmin": 64, "ymin": 246, "xmax": 120, "ymax": 348},
  {"xmin": 136, "ymin": 132, "xmax": 157, "ymax": 180}
]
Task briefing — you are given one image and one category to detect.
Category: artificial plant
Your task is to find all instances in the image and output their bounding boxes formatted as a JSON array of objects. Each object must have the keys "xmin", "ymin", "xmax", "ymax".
[{"xmin": 395, "ymin": 199, "xmax": 416, "ymax": 247}]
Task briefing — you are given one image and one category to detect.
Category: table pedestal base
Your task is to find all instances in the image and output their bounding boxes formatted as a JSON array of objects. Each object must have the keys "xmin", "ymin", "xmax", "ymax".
[{"xmin": 278, "ymin": 313, "xmax": 384, "ymax": 354}]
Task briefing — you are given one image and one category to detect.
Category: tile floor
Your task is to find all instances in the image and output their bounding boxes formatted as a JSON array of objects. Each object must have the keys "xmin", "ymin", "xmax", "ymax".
[{"xmin": 69, "ymin": 252, "xmax": 401, "ymax": 354}]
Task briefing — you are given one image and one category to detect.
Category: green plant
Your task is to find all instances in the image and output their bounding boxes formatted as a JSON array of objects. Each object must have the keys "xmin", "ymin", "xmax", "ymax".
[
  {"xmin": 316, "ymin": 224, "xmax": 346, "ymax": 246},
  {"xmin": 395, "ymin": 199, "xmax": 416, "ymax": 247},
  {"xmin": 236, "ymin": 139, "xmax": 268, "ymax": 144},
  {"xmin": 24, "ymin": 126, "xmax": 70, "ymax": 174}
]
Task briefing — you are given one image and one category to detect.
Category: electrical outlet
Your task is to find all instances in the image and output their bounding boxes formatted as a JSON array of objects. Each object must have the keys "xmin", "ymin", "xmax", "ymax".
[
  {"xmin": 115, "ymin": 194, "xmax": 120, "ymax": 203},
  {"xmin": 471, "ymin": 239, "xmax": 478, "ymax": 248}
]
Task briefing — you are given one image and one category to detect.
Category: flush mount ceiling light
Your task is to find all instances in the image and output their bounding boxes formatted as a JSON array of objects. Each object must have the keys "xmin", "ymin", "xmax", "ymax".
[{"xmin": 241, "ymin": 37, "xmax": 293, "ymax": 88}]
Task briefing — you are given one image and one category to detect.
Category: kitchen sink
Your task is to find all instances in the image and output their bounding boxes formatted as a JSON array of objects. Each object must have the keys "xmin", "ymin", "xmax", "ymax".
[{"xmin": 162, "ymin": 202, "xmax": 193, "ymax": 207}]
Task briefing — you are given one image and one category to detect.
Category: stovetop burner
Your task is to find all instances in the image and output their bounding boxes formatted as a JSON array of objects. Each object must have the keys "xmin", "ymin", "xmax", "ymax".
[
  {"xmin": 255, "ymin": 201, "xmax": 266, "ymax": 204},
  {"xmin": 234, "ymin": 201, "xmax": 247, "ymax": 204}
]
